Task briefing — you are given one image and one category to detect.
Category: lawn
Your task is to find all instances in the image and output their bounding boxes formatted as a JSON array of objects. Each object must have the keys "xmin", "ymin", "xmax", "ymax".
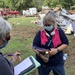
[{"xmin": 1, "ymin": 17, "xmax": 75, "ymax": 75}]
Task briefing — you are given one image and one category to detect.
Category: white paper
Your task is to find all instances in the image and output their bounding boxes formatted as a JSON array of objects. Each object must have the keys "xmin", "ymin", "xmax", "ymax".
[{"xmin": 14, "ymin": 57, "xmax": 33, "ymax": 75}]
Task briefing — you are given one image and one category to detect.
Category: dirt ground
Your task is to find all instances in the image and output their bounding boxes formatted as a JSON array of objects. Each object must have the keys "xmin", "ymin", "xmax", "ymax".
[{"xmin": 11, "ymin": 26, "xmax": 40, "ymax": 38}]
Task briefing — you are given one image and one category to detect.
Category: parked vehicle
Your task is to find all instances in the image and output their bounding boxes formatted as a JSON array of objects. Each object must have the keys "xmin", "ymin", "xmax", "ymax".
[{"xmin": 0, "ymin": 8, "xmax": 20, "ymax": 19}]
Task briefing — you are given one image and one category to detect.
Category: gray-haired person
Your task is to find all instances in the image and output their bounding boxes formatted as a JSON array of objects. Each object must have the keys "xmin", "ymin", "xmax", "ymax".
[
  {"xmin": 33, "ymin": 13, "xmax": 69, "ymax": 75},
  {"xmin": 0, "ymin": 17, "xmax": 21, "ymax": 75}
]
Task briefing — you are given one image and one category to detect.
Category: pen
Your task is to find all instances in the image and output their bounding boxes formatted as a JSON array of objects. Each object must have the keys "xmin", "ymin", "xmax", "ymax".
[
  {"xmin": 8, "ymin": 54, "xmax": 21, "ymax": 56},
  {"xmin": 8, "ymin": 54, "xmax": 14, "ymax": 56}
]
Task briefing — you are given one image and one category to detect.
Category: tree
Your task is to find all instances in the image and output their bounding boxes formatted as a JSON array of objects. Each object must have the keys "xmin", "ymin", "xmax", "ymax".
[
  {"xmin": 3, "ymin": 0, "xmax": 33, "ymax": 10},
  {"xmin": 43, "ymin": 0, "xmax": 75, "ymax": 9},
  {"xmin": 1, "ymin": 0, "xmax": 75, "ymax": 11},
  {"xmin": 32, "ymin": 0, "xmax": 44, "ymax": 11},
  {"xmin": 43, "ymin": 0, "xmax": 61, "ymax": 8},
  {"xmin": 61, "ymin": 0, "xmax": 74, "ymax": 9},
  {"xmin": 16, "ymin": 0, "xmax": 33, "ymax": 10},
  {"xmin": 0, "ymin": 0, "xmax": 5, "ymax": 8}
]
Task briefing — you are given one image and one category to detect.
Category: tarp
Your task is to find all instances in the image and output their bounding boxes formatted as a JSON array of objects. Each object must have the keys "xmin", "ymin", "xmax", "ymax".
[{"xmin": 55, "ymin": 9, "xmax": 74, "ymax": 34}]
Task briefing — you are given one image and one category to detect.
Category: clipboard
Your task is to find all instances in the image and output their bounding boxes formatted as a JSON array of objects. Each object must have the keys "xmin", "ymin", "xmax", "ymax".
[
  {"xmin": 24, "ymin": 56, "xmax": 41, "ymax": 75},
  {"xmin": 14, "ymin": 56, "xmax": 41, "ymax": 75}
]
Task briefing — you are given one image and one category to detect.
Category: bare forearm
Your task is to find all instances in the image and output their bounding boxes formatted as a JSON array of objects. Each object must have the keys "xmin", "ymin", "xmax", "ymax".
[{"xmin": 57, "ymin": 44, "xmax": 68, "ymax": 51}]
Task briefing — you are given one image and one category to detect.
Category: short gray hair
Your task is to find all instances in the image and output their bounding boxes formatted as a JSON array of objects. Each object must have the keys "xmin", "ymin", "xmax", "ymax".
[
  {"xmin": 0, "ymin": 17, "xmax": 12, "ymax": 39},
  {"xmin": 43, "ymin": 13, "xmax": 57, "ymax": 28}
]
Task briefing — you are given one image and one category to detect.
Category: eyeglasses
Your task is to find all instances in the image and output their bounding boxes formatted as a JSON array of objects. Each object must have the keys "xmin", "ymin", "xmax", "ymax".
[
  {"xmin": 44, "ymin": 24, "xmax": 52, "ymax": 26},
  {"xmin": 5, "ymin": 36, "xmax": 11, "ymax": 41}
]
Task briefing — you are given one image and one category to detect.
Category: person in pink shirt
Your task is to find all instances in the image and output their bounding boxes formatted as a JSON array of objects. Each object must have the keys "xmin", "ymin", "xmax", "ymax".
[{"xmin": 33, "ymin": 12, "xmax": 69, "ymax": 75}]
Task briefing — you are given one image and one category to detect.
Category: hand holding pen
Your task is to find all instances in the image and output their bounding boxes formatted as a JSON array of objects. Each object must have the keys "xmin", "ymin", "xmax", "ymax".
[{"xmin": 9, "ymin": 51, "xmax": 21, "ymax": 63}]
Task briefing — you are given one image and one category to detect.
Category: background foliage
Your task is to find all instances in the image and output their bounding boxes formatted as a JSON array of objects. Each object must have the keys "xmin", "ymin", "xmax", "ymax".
[{"xmin": 0, "ymin": 0, "xmax": 75, "ymax": 11}]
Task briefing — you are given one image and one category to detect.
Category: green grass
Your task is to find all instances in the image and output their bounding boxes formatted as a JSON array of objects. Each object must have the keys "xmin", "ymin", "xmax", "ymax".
[
  {"xmin": 8, "ymin": 17, "xmax": 38, "ymax": 27},
  {"xmin": 1, "ymin": 17, "xmax": 75, "ymax": 75}
]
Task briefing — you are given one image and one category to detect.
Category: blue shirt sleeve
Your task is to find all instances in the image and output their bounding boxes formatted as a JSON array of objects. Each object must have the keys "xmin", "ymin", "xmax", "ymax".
[
  {"xmin": 33, "ymin": 30, "xmax": 41, "ymax": 48},
  {"xmin": 0, "ymin": 54, "xmax": 14, "ymax": 75},
  {"xmin": 58, "ymin": 27, "xmax": 69, "ymax": 45}
]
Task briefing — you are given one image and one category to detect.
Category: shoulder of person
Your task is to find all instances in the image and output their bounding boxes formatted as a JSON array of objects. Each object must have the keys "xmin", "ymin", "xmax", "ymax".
[
  {"xmin": 57, "ymin": 27, "xmax": 64, "ymax": 32},
  {"xmin": 0, "ymin": 54, "xmax": 6, "ymax": 62},
  {"xmin": 34, "ymin": 30, "xmax": 41, "ymax": 37}
]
